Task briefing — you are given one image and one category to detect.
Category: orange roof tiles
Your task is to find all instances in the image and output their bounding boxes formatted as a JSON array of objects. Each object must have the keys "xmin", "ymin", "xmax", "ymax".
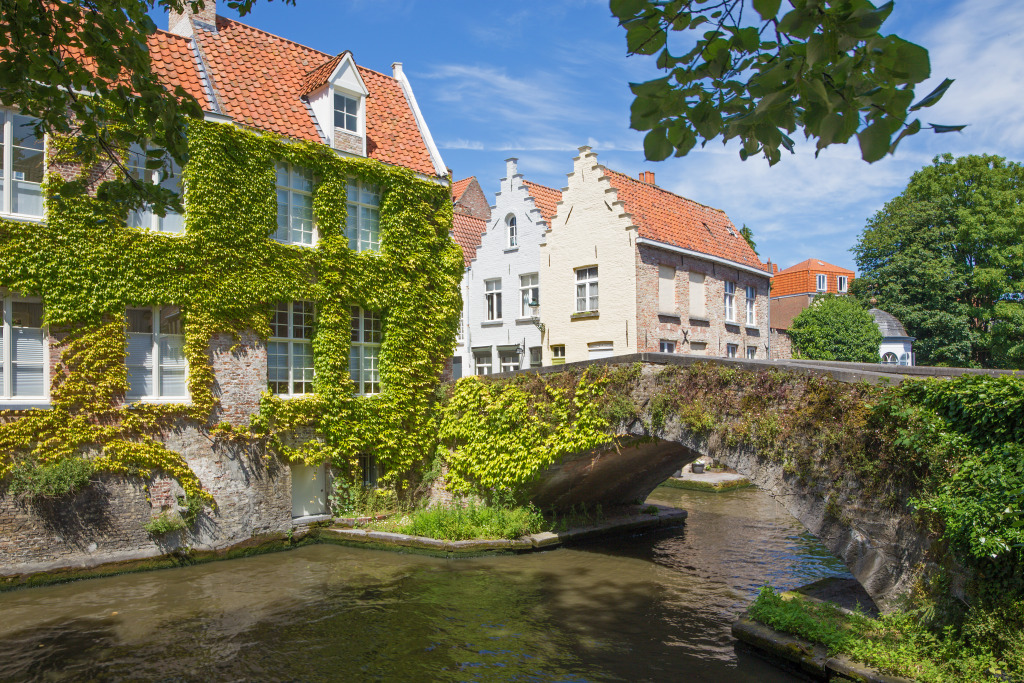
[
  {"xmin": 452, "ymin": 213, "xmax": 487, "ymax": 267},
  {"xmin": 603, "ymin": 169, "xmax": 769, "ymax": 273},
  {"xmin": 300, "ymin": 52, "xmax": 345, "ymax": 95},
  {"xmin": 451, "ymin": 177, "xmax": 474, "ymax": 203},
  {"xmin": 146, "ymin": 18, "xmax": 438, "ymax": 177},
  {"xmin": 772, "ymin": 259, "xmax": 855, "ymax": 298},
  {"xmin": 523, "ymin": 180, "xmax": 561, "ymax": 226}
]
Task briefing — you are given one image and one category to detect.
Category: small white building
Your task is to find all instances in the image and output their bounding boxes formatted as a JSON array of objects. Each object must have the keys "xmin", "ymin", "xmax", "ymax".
[
  {"xmin": 460, "ymin": 158, "xmax": 561, "ymax": 375},
  {"xmin": 870, "ymin": 309, "xmax": 915, "ymax": 366}
]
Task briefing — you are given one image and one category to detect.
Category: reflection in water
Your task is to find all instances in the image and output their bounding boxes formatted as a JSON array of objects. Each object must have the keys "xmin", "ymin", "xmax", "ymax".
[{"xmin": 0, "ymin": 487, "xmax": 850, "ymax": 682}]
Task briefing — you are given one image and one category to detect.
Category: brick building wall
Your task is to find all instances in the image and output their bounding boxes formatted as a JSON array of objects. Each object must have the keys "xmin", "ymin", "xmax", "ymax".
[
  {"xmin": 770, "ymin": 328, "xmax": 794, "ymax": 360},
  {"xmin": 634, "ymin": 244, "xmax": 771, "ymax": 359},
  {"xmin": 453, "ymin": 177, "xmax": 491, "ymax": 221}
]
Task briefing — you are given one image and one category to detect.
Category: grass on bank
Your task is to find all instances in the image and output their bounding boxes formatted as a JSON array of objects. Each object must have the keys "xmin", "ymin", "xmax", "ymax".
[{"xmin": 748, "ymin": 586, "xmax": 1022, "ymax": 683}]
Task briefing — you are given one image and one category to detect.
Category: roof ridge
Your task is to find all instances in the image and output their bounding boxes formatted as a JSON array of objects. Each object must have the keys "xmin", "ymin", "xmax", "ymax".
[
  {"xmin": 602, "ymin": 167, "xmax": 727, "ymax": 216},
  {"xmin": 206, "ymin": 15, "xmax": 333, "ymax": 59}
]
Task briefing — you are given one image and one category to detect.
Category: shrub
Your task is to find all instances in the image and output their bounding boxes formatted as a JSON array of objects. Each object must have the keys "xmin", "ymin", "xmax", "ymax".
[
  {"xmin": 385, "ymin": 500, "xmax": 546, "ymax": 541},
  {"xmin": 6, "ymin": 458, "xmax": 94, "ymax": 499},
  {"xmin": 143, "ymin": 510, "xmax": 186, "ymax": 536}
]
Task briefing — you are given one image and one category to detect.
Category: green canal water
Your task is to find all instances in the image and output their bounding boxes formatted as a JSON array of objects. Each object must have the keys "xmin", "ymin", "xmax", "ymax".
[{"xmin": 0, "ymin": 486, "xmax": 851, "ymax": 682}]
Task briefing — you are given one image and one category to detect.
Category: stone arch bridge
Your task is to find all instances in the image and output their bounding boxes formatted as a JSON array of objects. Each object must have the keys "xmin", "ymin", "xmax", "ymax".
[{"xmin": 484, "ymin": 354, "xmax": 1009, "ymax": 609}]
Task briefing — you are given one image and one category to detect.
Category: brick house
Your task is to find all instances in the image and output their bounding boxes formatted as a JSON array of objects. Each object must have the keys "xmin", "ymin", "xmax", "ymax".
[
  {"xmin": 0, "ymin": 1, "xmax": 450, "ymax": 574},
  {"xmin": 539, "ymin": 147, "xmax": 772, "ymax": 364},
  {"xmin": 450, "ymin": 177, "xmax": 489, "ymax": 379},
  {"xmin": 769, "ymin": 259, "xmax": 855, "ymax": 360},
  {"xmin": 458, "ymin": 158, "xmax": 561, "ymax": 376}
]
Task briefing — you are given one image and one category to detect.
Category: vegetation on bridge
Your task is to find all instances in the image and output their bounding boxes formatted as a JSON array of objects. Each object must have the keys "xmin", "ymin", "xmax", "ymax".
[{"xmin": 436, "ymin": 361, "xmax": 1023, "ymax": 680}]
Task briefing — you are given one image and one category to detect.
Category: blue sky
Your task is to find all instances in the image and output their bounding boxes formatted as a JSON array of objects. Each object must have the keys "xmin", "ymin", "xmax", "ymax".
[{"xmin": 168, "ymin": 0, "xmax": 1024, "ymax": 271}]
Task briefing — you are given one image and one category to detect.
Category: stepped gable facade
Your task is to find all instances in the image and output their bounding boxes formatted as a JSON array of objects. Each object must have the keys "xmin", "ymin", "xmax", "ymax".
[
  {"xmin": 538, "ymin": 147, "xmax": 772, "ymax": 365},
  {"xmin": 461, "ymin": 159, "xmax": 561, "ymax": 377}
]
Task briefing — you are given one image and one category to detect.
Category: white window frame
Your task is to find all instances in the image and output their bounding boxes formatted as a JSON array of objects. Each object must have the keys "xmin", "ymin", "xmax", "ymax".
[
  {"xmin": 816, "ymin": 274, "xmax": 827, "ymax": 292},
  {"xmin": 575, "ymin": 266, "xmax": 599, "ymax": 312},
  {"xmin": 485, "ymin": 279, "xmax": 503, "ymax": 322},
  {"xmin": 275, "ymin": 162, "xmax": 317, "ymax": 247},
  {"xmin": 0, "ymin": 296, "xmax": 48, "ymax": 403},
  {"xmin": 350, "ymin": 306, "xmax": 381, "ymax": 396},
  {"xmin": 724, "ymin": 281, "xmax": 736, "ymax": 323},
  {"xmin": 268, "ymin": 301, "xmax": 315, "ymax": 398},
  {"xmin": 125, "ymin": 306, "xmax": 188, "ymax": 402},
  {"xmin": 520, "ymin": 273, "xmax": 539, "ymax": 318},
  {"xmin": 474, "ymin": 349, "xmax": 492, "ymax": 376},
  {"xmin": 660, "ymin": 340, "xmax": 676, "ymax": 353},
  {"xmin": 499, "ymin": 349, "xmax": 519, "ymax": 373},
  {"xmin": 745, "ymin": 285, "xmax": 756, "ymax": 325},
  {"xmin": 334, "ymin": 91, "xmax": 360, "ymax": 134},
  {"xmin": 746, "ymin": 346, "xmax": 757, "ymax": 360},
  {"xmin": 126, "ymin": 143, "xmax": 184, "ymax": 234},
  {"xmin": 1, "ymin": 110, "xmax": 45, "ymax": 220},
  {"xmin": 837, "ymin": 275, "xmax": 848, "ymax": 293},
  {"xmin": 346, "ymin": 176, "xmax": 381, "ymax": 252},
  {"xmin": 506, "ymin": 214, "xmax": 518, "ymax": 249},
  {"xmin": 726, "ymin": 343, "xmax": 738, "ymax": 358}
]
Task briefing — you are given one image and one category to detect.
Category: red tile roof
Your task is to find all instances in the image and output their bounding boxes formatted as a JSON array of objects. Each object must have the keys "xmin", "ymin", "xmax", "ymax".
[
  {"xmin": 146, "ymin": 18, "xmax": 438, "ymax": 177},
  {"xmin": 451, "ymin": 177, "xmax": 474, "ymax": 203},
  {"xmin": 452, "ymin": 213, "xmax": 487, "ymax": 267},
  {"xmin": 523, "ymin": 181, "xmax": 561, "ymax": 226},
  {"xmin": 772, "ymin": 259, "xmax": 855, "ymax": 298},
  {"xmin": 603, "ymin": 169, "xmax": 770, "ymax": 273},
  {"xmin": 300, "ymin": 52, "xmax": 345, "ymax": 95},
  {"xmin": 146, "ymin": 31, "xmax": 208, "ymax": 105}
]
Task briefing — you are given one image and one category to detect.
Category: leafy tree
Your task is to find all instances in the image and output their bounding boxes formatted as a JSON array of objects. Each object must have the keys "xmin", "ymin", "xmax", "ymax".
[
  {"xmin": 851, "ymin": 154, "xmax": 1024, "ymax": 369},
  {"xmin": 612, "ymin": 0, "xmax": 964, "ymax": 165},
  {"xmin": 739, "ymin": 223, "xmax": 757, "ymax": 255},
  {"xmin": 0, "ymin": 0, "xmax": 292, "ymax": 212},
  {"xmin": 787, "ymin": 294, "xmax": 882, "ymax": 362}
]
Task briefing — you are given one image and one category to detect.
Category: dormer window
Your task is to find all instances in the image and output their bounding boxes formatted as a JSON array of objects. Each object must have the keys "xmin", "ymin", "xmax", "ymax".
[{"xmin": 334, "ymin": 93, "xmax": 358, "ymax": 133}]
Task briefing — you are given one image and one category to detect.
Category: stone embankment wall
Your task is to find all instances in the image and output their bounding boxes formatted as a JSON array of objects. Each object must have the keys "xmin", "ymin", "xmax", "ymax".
[{"xmin": 0, "ymin": 332, "xmax": 299, "ymax": 579}]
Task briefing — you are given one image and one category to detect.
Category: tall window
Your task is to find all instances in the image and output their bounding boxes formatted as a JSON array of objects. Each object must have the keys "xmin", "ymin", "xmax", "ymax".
[
  {"xmin": 485, "ymin": 279, "xmax": 502, "ymax": 321},
  {"xmin": 275, "ymin": 163, "xmax": 315, "ymax": 246},
  {"xmin": 506, "ymin": 215, "xmax": 518, "ymax": 248},
  {"xmin": 268, "ymin": 301, "xmax": 314, "ymax": 397},
  {"xmin": 1, "ymin": 111, "xmax": 44, "ymax": 218},
  {"xmin": 126, "ymin": 306, "xmax": 187, "ymax": 400},
  {"xmin": 1, "ymin": 298, "xmax": 46, "ymax": 399},
  {"xmin": 346, "ymin": 178, "xmax": 380, "ymax": 252},
  {"xmin": 745, "ymin": 285, "xmax": 756, "ymax": 325},
  {"xmin": 529, "ymin": 347, "xmax": 542, "ymax": 368},
  {"xmin": 575, "ymin": 266, "xmax": 598, "ymax": 312},
  {"xmin": 816, "ymin": 274, "xmax": 827, "ymax": 292},
  {"xmin": 350, "ymin": 307, "xmax": 381, "ymax": 396},
  {"xmin": 334, "ymin": 92, "xmax": 359, "ymax": 133},
  {"xmin": 746, "ymin": 346, "xmax": 757, "ymax": 360},
  {"xmin": 658, "ymin": 265, "xmax": 676, "ymax": 313},
  {"xmin": 474, "ymin": 349, "xmax": 492, "ymax": 376},
  {"xmin": 126, "ymin": 144, "xmax": 184, "ymax": 233},
  {"xmin": 838, "ymin": 275, "xmax": 848, "ymax": 293},
  {"xmin": 726, "ymin": 343, "xmax": 738, "ymax": 358},
  {"xmin": 724, "ymin": 281, "xmax": 736, "ymax": 322},
  {"xmin": 688, "ymin": 271, "xmax": 706, "ymax": 317},
  {"xmin": 499, "ymin": 349, "xmax": 518, "ymax": 373},
  {"xmin": 520, "ymin": 273, "xmax": 539, "ymax": 317}
]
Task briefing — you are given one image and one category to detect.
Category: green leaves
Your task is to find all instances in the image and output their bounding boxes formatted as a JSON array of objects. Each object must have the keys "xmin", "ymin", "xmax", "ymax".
[{"xmin": 615, "ymin": 0, "xmax": 963, "ymax": 165}]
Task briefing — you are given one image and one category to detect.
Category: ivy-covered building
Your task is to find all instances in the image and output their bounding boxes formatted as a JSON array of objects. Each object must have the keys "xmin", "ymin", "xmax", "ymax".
[{"xmin": 0, "ymin": 1, "xmax": 461, "ymax": 575}]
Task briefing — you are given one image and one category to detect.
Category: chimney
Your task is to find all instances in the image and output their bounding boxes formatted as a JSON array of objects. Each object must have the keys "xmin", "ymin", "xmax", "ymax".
[
  {"xmin": 505, "ymin": 157, "xmax": 519, "ymax": 178},
  {"xmin": 169, "ymin": 0, "xmax": 217, "ymax": 37},
  {"xmin": 638, "ymin": 171, "xmax": 655, "ymax": 185},
  {"xmin": 392, "ymin": 62, "xmax": 404, "ymax": 79}
]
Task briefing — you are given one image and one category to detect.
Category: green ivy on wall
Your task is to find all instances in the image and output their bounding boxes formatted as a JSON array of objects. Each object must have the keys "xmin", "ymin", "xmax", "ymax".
[{"xmin": 0, "ymin": 119, "xmax": 463, "ymax": 509}]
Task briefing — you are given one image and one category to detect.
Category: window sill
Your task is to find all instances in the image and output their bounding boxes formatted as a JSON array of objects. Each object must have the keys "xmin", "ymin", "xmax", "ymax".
[
  {"xmin": 0, "ymin": 212, "xmax": 45, "ymax": 224},
  {"xmin": 270, "ymin": 393, "xmax": 314, "ymax": 400},
  {"xmin": 724, "ymin": 321, "xmax": 741, "ymax": 328},
  {"xmin": 571, "ymin": 311, "xmax": 599, "ymax": 320},
  {"xmin": 481, "ymin": 320, "xmax": 503, "ymax": 327},
  {"xmin": 657, "ymin": 312, "xmax": 681, "ymax": 321},
  {"xmin": 515, "ymin": 316, "xmax": 540, "ymax": 324},
  {"xmin": 0, "ymin": 400, "xmax": 51, "ymax": 411},
  {"xmin": 744, "ymin": 325, "xmax": 761, "ymax": 333},
  {"xmin": 503, "ymin": 247, "xmax": 519, "ymax": 253},
  {"xmin": 689, "ymin": 315, "xmax": 710, "ymax": 323},
  {"xmin": 126, "ymin": 397, "xmax": 192, "ymax": 406}
]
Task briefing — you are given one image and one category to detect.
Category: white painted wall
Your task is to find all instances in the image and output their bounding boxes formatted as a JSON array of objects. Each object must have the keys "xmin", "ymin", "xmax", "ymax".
[
  {"xmin": 879, "ymin": 338, "xmax": 914, "ymax": 366},
  {"xmin": 539, "ymin": 147, "xmax": 639, "ymax": 364},
  {"xmin": 460, "ymin": 159, "xmax": 547, "ymax": 375}
]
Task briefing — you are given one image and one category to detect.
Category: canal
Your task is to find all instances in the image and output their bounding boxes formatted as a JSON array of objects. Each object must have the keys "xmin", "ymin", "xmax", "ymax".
[{"xmin": 0, "ymin": 486, "xmax": 852, "ymax": 682}]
